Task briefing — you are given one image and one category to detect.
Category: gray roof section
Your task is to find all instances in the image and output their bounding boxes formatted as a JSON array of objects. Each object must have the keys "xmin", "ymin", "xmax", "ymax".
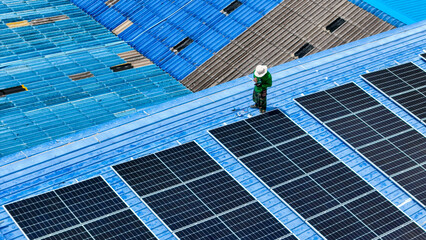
[{"xmin": 182, "ymin": 0, "xmax": 395, "ymax": 91}]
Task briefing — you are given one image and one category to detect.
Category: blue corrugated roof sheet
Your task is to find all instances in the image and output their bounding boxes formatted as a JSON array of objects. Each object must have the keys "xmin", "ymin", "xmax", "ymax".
[
  {"xmin": 361, "ymin": 0, "xmax": 426, "ymax": 24},
  {"xmin": 0, "ymin": 0, "xmax": 190, "ymax": 157},
  {"xmin": 68, "ymin": 0, "xmax": 281, "ymax": 80},
  {"xmin": 69, "ymin": 0, "xmax": 406, "ymax": 83},
  {"xmin": 2, "ymin": 18, "xmax": 426, "ymax": 240}
]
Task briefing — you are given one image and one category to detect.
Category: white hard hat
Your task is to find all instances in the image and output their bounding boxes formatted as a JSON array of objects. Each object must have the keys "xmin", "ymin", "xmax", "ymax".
[{"xmin": 254, "ymin": 65, "xmax": 267, "ymax": 78}]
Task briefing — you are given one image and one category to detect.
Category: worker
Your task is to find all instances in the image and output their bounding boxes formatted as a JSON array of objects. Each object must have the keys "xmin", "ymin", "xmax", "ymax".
[{"xmin": 251, "ymin": 65, "xmax": 272, "ymax": 113}]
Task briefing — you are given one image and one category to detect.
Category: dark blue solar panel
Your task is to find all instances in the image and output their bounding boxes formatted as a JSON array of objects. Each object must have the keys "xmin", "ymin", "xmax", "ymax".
[
  {"xmin": 155, "ymin": 141, "xmax": 222, "ymax": 181},
  {"xmin": 209, "ymin": 121, "xmax": 270, "ymax": 157},
  {"xmin": 295, "ymin": 82, "xmax": 426, "ymax": 206},
  {"xmin": 5, "ymin": 192, "xmax": 79, "ymax": 240},
  {"xmin": 42, "ymin": 227, "xmax": 92, "ymax": 240},
  {"xmin": 174, "ymin": 218, "xmax": 235, "ymax": 240},
  {"xmin": 85, "ymin": 210, "xmax": 157, "ymax": 240},
  {"xmin": 362, "ymin": 62, "xmax": 426, "ymax": 123},
  {"xmin": 111, "ymin": 154, "xmax": 181, "ymax": 197},
  {"xmin": 144, "ymin": 185, "xmax": 214, "ymax": 230},
  {"xmin": 113, "ymin": 141, "xmax": 293, "ymax": 239},
  {"xmin": 209, "ymin": 108, "xmax": 425, "ymax": 239},
  {"xmin": 186, "ymin": 171, "xmax": 254, "ymax": 214},
  {"xmin": 55, "ymin": 177, "xmax": 127, "ymax": 222},
  {"xmin": 219, "ymin": 202, "xmax": 295, "ymax": 240},
  {"xmin": 5, "ymin": 177, "xmax": 156, "ymax": 240}
]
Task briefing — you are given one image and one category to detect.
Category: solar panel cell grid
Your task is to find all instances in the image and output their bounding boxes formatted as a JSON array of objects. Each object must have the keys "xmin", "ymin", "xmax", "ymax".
[
  {"xmin": 240, "ymin": 148, "xmax": 305, "ymax": 186},
  {"xmin": 209, "ymin": 122, "xmax": 270, "ymax": 157},
  {"xmin": 361, "ymin": 62, "xmax": 426, "ymax": 123},
  {"xmin": 144, "ymin": 185, "xmax": 214, "ymax": 230},
  {"xmin": 295, "ymin": 82, "xmax": 426, "ymax": 206},
  {"xmin": 155, "ymin": 145, "xmax": 222, "ymax": 182},
  {"xmin": 4, "ymin": 177, "xmax": 156, "ymax": 240},
  {"xmin": 85, "ymin": 210, "xmax": 157, "ymax": 240},
  {"xmin": 219, "ymin": 202, "xmax": 290, "ymax": 240},
  {"xmin": 5, "ymin": 192, "xmax": 80, "ymax": 240},
  {"xmin": 186, "ymin": 172, "xmax": 255, "ymax": 214},
  {"xmin": 112, "ymin": 141, "xmax": 293, "ymax": 239},
  {"xmin": 55, "ymin": 177, "xmax": 128, "ymax": 222},
  {"xmin": 209, "ymin": 109, "xmax": 426, "ymax": 239},
  {"xmin": 174, "ymin": 218, "xmax": 235, "ymax": 240},
  {"xmin": 112, "ymin": 154, "xmax": 182, "ymax": 197},
  {"xmin": 42, "ymin": 227, "xmax": 92, "ymax": 240}
]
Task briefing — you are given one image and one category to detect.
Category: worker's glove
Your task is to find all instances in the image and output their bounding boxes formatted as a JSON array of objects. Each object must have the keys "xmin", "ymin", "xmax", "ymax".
[{"xmin": 255, "ymin": 81, "xmax": 262, "ymax": 87}]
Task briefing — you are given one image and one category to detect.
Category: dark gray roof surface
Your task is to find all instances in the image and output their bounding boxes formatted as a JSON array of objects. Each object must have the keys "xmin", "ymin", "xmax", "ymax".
[{"xmin": 182, "ymin": 0, "xmax": 396, "ymax": 91}]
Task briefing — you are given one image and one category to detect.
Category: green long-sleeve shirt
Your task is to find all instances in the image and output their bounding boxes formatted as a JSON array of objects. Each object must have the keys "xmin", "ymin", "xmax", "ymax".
[{"xmin": 253, "ymin": 71, "xmax": 272, "ymax": 92}]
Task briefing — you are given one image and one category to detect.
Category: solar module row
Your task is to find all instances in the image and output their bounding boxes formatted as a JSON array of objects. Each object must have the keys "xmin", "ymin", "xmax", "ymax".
[
  {"xmin": 4, "ymin": 177, "xmax": 156, "ymax": 240},
  {"xmin": 361, "ymin": 62, "xmax": 426, "ymax": 124},
  {"xmin": 295, "ymin": 83, "xmax": 426, "ymax": 207},
  {"xmin": 209, "ymin": 109, "xmax": 426, "ymax": 240},
  {"xmin": 112, "ymin": 141, "xmax": 296, "ymax": 240}
]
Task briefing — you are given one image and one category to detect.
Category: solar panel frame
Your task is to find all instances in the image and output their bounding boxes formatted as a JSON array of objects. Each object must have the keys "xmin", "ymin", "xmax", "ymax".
[
  {"xmin": 294, "ymin": 81, "xmax": 426, "ymax": 208},
  {"xmin": 420, "ymin": 53, "xmax": 426, "ymax": 62},
  {"xmin": 3, "ymin": 176, "xmax": 157, "ymax": 240},
  {"xmin": 111, "ymin": 141, "xmax": 296, "ymax": 240},
  {"xmin": 361, "ymin": 62, "xmax": 426, "ymax": 124},
  {"xmin": 208, "ymin": 108, "xmax": 426, "ymax": 239}
]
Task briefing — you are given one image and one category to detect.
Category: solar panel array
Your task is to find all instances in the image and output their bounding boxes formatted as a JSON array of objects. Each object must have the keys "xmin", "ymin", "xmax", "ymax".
[
  {"xmin": 295, "ymin": 82, "xmax": 426, "ymax": 207},
  {"xmin": 361, "ymin": 62, "xmax": 426, "ymax": 124},
  {"xmin": 112, "ymin": 141, "xmax": 296, "ymax": 240},
  {"xmin": 209, "ymin": 109, "xmax": 426, "ymax": 240},
  {"xmin": 4, "ymin": 177, "xmax": 156, "ymax": 240}
]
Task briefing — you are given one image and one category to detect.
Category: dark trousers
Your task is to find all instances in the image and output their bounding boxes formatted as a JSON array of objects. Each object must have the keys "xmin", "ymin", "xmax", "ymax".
[{"xmin": 253, "ymin": 89, "xmax": 267, "ymax": 111}]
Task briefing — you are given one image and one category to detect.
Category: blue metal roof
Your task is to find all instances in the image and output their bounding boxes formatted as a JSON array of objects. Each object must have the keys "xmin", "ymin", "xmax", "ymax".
[
  {"xmin": 0, "ymin": 0, "xmax": 190, "ymax": 157},
  {"xmin": 2, "ymin": 19, "xmax": 426, "ymax": 240},
  {"xmin": 69, "ymin": 0, "xmax": 406, "ymax": 83},
  {"xmin": 361, "ymin": 0, "xmax": 426, "ymax": 24},
  {"xmin": 70, "ymin": 0, "xmax": 282, "ymax": 80},
  {"xmin": 347, "ymin": 0, "xmax": 406, "ymax": 27}
]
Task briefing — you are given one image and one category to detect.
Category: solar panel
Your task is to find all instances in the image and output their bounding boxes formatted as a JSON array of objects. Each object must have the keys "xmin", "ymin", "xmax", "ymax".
[
  {"xmin": 42, "ymin": 227, "xmax": 92, "ymax": 240},
  {"xmin": 295, "ymin": 82, "xmax": 426, "ymax": 207},
  {"xmin": 4, "ymin": 176, "xmax": 156, "ymax": 240},
  {"xmin": 420, "ymin": 53, "xmax": 426, "ymax": 61},
  {"xmin": 112, "ymin": 141, "xmax": 295, "ymax": 240},
  {"xmin": 209, "ymin": 109, "xmax": 426, "ymax": 239},
  {"xmin": 361, "ymin": 62, "xmax": 426, "ymax": 124}
]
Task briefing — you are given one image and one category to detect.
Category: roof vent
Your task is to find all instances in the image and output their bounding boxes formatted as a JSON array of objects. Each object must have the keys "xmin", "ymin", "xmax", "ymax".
[
  {"xmin": 0, "ymin": 85, "xmax": 27, "ymax": 97},
  {"xmin": 171, "ymin": 37, "xmax": 193, "ymax": 53},
  {"xmin": 325, "ymin": 17, "xmax": 345, "ymax": 33},
  {"xmin": 221, "ymin": 0, "xmax": 242, "ymax": 16},
  {"xmin": 294, "ymin": 43, "xmax": 314, "ymax": 58},
  {"xmin": 110, "ymin": 63, "xmax": 133, "ymax": 72}
]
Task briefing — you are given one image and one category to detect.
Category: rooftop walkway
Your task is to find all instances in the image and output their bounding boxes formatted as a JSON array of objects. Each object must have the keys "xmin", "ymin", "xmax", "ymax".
[
  {"xmin": 1, "ymin": 18, "xmax": 426, "ymax": 240},
  {"xmin": 0, "ymin": 0, "xmax": 190, "ymax": 157}
]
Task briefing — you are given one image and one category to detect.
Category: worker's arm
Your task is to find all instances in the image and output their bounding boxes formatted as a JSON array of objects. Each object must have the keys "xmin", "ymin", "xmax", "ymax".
[{"xmin": 261, "ymin": 73, "xmax": 272, "ymax": 88}]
